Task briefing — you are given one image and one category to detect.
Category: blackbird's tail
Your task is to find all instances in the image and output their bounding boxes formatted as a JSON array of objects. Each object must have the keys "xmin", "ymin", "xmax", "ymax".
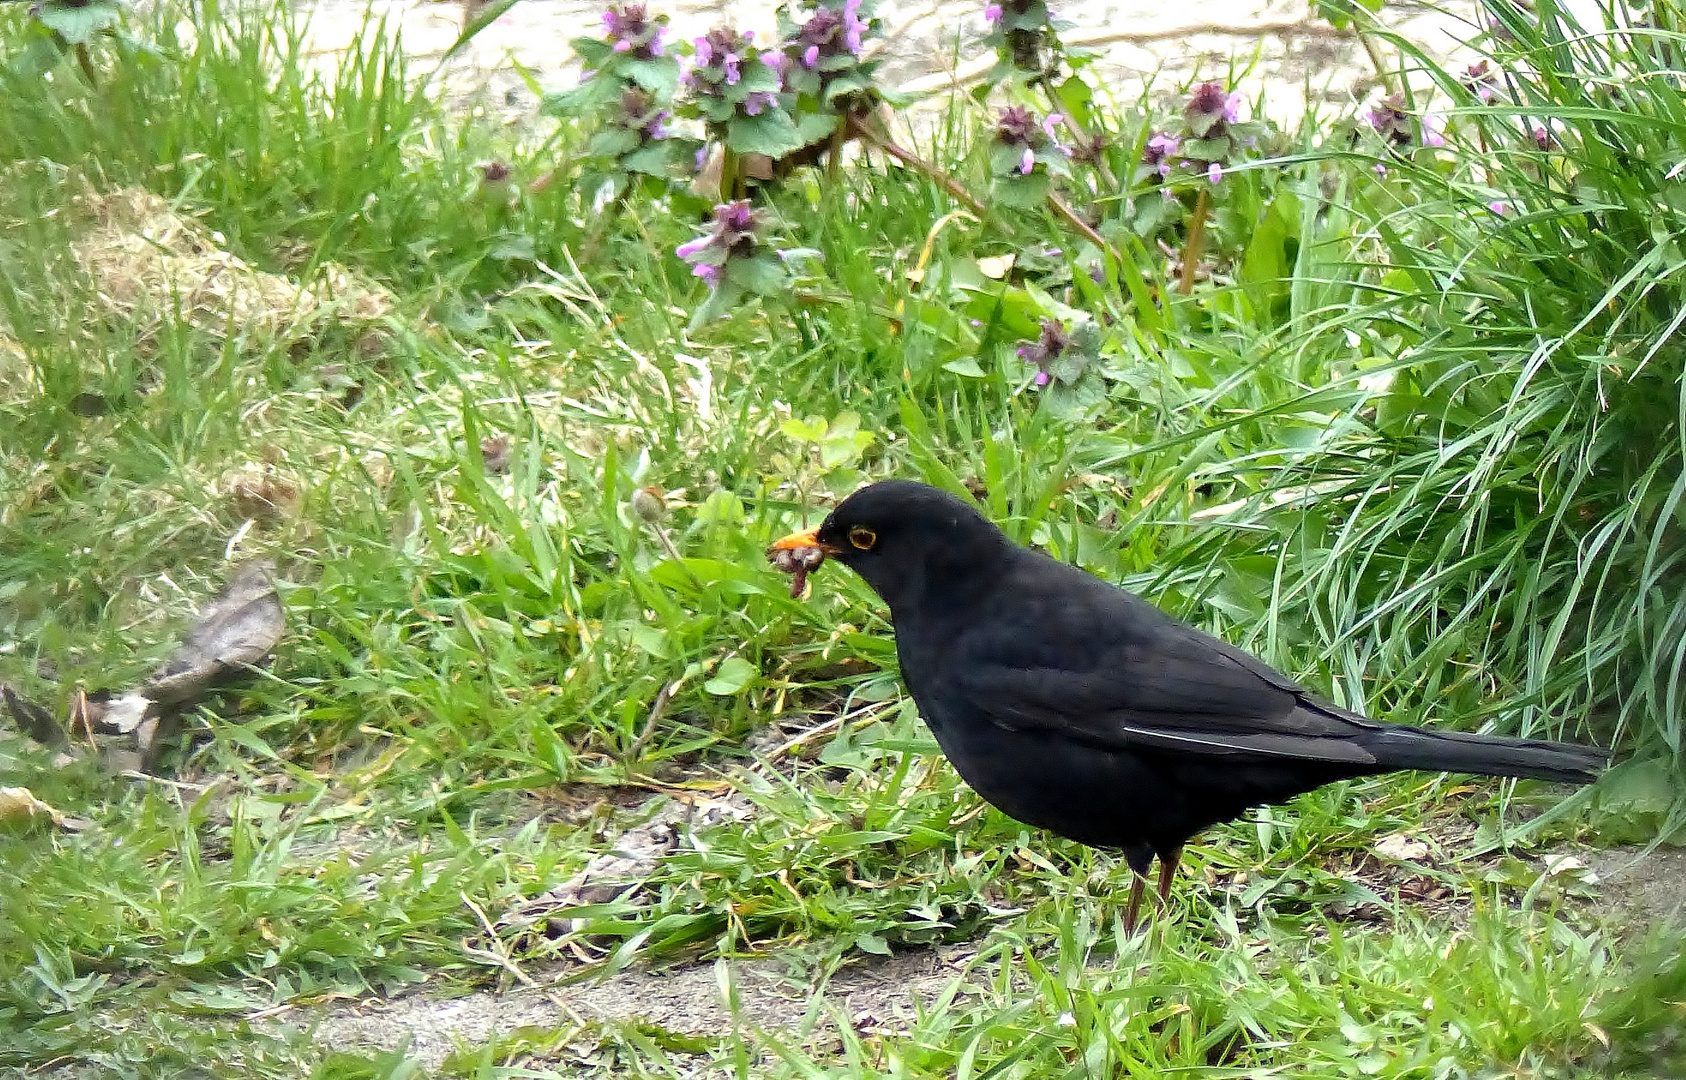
[{"xmin": 1366, "ymin": 726, "xmax": 1608, "ymax": 785}]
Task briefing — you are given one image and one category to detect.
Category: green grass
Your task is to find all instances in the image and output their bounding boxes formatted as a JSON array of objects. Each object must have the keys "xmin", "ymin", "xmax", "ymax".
[{"xmin": 1, "ymin": 0, "xmax": 1684, "ymax": 1074}]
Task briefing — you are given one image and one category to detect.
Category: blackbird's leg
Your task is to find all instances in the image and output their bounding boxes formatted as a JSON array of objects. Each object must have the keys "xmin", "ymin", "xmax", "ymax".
[
  {"xmin": 1121, "ymin": 842, "xmax": 1155, "ymax": 936},
  {"xmin": 1122, "ymin": 874, "xmax": 1148, "ymax": 936},
  {"xmin": 1156, "ymin": 844, "xmax": 1183, "ymax": 909}
]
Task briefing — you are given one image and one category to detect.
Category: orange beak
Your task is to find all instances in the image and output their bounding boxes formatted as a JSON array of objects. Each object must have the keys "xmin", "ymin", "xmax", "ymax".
[{"xmin": 768, "ymin": 527, "xmax": 840, "ymax": 554}]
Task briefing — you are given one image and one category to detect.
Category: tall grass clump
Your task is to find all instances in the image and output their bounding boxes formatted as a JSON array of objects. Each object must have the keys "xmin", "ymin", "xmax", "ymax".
[{"xmin": 1187, "ymin": 0, "xmax": 1686, "ymax": 792}]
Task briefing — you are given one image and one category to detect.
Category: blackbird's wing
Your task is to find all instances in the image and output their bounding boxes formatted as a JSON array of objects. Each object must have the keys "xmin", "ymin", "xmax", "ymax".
[{"xmin": 951, "ymin": 553, "xmax": 1384, "ymax": 765}]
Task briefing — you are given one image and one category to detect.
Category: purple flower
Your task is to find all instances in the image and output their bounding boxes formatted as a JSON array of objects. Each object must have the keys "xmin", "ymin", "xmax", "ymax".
[
  {"xmin": 614, "ymin": 87, "xmax": 671, "ymax": 144},
  {"xmin": 994, "ymin": 104, "xmax": 1066, "ymax": 176},
  {"xmin": 743, "ymin": 90, "xmax": 778, "ymax": 116},
  {"xmin": 1489, "ymin": 199, "xmax": 1510, "ymax": 216},
  {"xmin": 601, "ymin": 3, "xmax": 665, "ymax": 61},
  {"xmin": 803, "ymin": 43, "xmax": 820, "ymax": 67},
  {"xmin": 1019, "ymin": 319, "xmax": 1072, "ymax": 386},
  {"xmin": 1143, "ymin": 131, "xmax": 1179, "ymax": 177},
  {"xmin": 764, "ymin": 50, "xmax": 787, "ymax": 74},
  {"xmin": 1532, "ymin": 125, "xmax": 1552, "ymax": 150},
  {"xmin": 695, "ymin": 145, "xmax": 709, "ymax": 170},
  {"xmin": 1367, "ymin": 93, "xmax": 1413, "ymax": 147},
  {"xmin": 721, "ymin": 200, "xmax": 757, "ymax": 233},
  {"xmin": 1186, "ymin": 82, "xmax": 1230, "ymax": 121},
  {"xmin": 843, "ymin": 0, "xmax": 866, "ymax": 53},
  {"xmin": 995, "ymin": 104, "xmax": 1038, "ymax": 145},
  {"xmin": 688, "ymin": 27, "xmax": 757, "ymax": 101},
  {"xmin": 1463, "ymin": 61, "xmax": 1498, "ymax": 103},
  {"xmin": 1375, "ymin": 162, "xmax": 1388, "ymax": 177},
  {"xmin": 1042, "ymin": 113, "xmax": 1063, "ymax": 139},
  {"xmin": 1223, "ymin": 90, "xmax": 1242, "ymax": 123},
  {"xmin": 1421, "ymin": 113, "xmax": 1445, "ymax": 148},
  {"xmin": 1207, "ymin": 161, "xmax": 1223, "ymax": 184},
  {"xmin": 676, "ymin": 200, "xmax": 764, "ymax": 290},
  {"xmin": 984, "ymin": 2, "xmax": 1002, "ymax": 20}
]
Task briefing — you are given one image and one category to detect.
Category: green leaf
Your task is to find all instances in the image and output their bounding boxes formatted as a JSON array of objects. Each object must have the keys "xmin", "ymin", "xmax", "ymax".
[
  {"xmin": 991, "ymin": 171, "xmax": 1050, "ymax": 208},
  {"xmin": 943, "ymin": 356, "xmax": 988, "ymax": 377},
  {"xmin": 988, "ymin": 141, "xmax": 1028, "ymax": 176},
  {"xmin": 621, "ymin": 142, "xmax": 676, "ymax": 176},
  {"xmin": 704, "ymin": 656, "xmax": 757, "ymax": 695},
  {"xmin": 726, "ymin": 111, "xmax": 805, "ymax": 157},
  {"xmin": 725, "ymin": 254, "xmax": 789, "ymax": 296},
  {"xmin": 780, "ymin": 416, "xmax": 828, "ymax": 442},
  {"xmin": 1181, "ymin": 137, "xmax": 1231, "ymax": 161},
  {"xmin": 629, "ymin": 624, "xmax": 670, "ymax": 659},
  {"xmin": 572, "ymin": 37, "xmax": 614, "ymax": 65},
  {"xmin": 36, "ymin": 0, "xmax": 121, "ymax": 44},
  {"xmin": 827, "ymin": 410, "xmax": 862, "ymax": 439},
  {"xmin": 735, "ymin": 62, "xmax": 782, "ymax": 95},
  {"xmin": 792, "ymin": 109, "xmax": 839, "ymax": 145},
  {"xmin": 1040, "ymin": 373, "xmax": 1106, "ymax": 419},
  {"xmin": 687, "ymin": 281, "xmax": 744, "ymax": 330},
  {"xmin": 543, "ymin": 77, "xmax": 622, "ymax": 116},
  {"xmin": 822, "ymin": 74, "xmax": 872, "ymax": 101},
  {"xmin": 624, "ymin": 58, "xmax": 679, "ymax": 98},
  {"xmin": 589, "ymin": 127, "xmax": 642, "ymax": 159}
]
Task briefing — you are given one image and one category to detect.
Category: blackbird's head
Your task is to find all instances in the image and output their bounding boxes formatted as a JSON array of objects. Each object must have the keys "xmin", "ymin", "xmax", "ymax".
[{"xmin": 769, "ymin": 480, "xmax": 1012, "ymax": 611}]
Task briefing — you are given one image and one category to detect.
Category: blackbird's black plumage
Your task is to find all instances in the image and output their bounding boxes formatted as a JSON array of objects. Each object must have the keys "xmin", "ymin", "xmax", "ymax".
[{"xmin": 772, "ymin": 480, "xmax": 1608, "ymax": 926}]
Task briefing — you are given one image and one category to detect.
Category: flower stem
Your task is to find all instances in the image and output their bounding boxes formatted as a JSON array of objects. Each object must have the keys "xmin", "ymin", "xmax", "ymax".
[
  {"xmin": 74, "ymin": 42, "xmax": 99, "ymax": 89},
  {"xmin": 1360, "ymin": 31, "xmax": 1394, "ymax": 94},
  {"xmin": 1047, "ymin": 193, "xmax": 1122, "ymax": 267},
  {"xmin": 1178, "ymin": 186, "xmax": 1210, "ymax": 296},
  {"xmin": 720, "ymin": 148, "xmax": 742, "ymax": 202},
  {"xmin": 847, "ymin": 115, "xmax": 987, "ymax": 216}
]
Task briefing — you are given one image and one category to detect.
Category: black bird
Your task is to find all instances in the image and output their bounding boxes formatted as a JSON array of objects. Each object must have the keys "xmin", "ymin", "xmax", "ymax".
[{"xmin": 770, "ymin": 479, "xmax": 1609, "ymax": 931}]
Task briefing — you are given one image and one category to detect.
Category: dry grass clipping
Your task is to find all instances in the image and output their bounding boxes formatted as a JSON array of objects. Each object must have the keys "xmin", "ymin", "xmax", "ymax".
[{"xmin": 68, "ymin": 183, "xmax": 394, "ymax": 345}]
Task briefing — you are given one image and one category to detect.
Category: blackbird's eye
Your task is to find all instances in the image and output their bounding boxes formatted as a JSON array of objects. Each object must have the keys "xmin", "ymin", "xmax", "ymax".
[{"xmin": 848, "ymin": 525, "xmax": 878, "ymax": 551}]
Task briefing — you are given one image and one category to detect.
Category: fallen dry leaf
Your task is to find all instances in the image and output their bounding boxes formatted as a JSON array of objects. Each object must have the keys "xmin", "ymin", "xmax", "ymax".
[
  {"xmin": 0, "ymin": 786, "xmax": 63, "ymax": 827},
  {"xmin": 1374, "ymin": 833, "xmax": 1430, "ymax": 862}
]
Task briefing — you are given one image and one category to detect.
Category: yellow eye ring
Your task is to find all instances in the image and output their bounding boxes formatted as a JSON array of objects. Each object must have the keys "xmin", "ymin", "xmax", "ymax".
[{"xmin": 848, "ymin": 526, "xmax": 878, "ymax": 550}]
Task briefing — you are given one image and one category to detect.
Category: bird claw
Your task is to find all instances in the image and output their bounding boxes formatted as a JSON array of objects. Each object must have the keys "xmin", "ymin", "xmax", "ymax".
[{"xmin": 767, "ymin": 545, "xmax": 826, "ymax": 599}]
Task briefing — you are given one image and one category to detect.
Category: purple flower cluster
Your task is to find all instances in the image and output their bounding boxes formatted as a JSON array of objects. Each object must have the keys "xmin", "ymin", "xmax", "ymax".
[
  {"xmin": 1366, "ymin": 93, "xmax": 1445, "ymax": 153},
  {"xmin": 601, "ymin": 2, "xmax": 665, "ymax": 59},
  {"xmin": 1367, "ymin": 94, "xmax": 1412, "ymax": 148},
  {"xmin": 691, "ymin": 26, "xmax": 752, "ymax": 87},
  {"xmin": 792, "ymin": 0, "xmax": 867, "ymax": 69},
  {"xmin": 1142, "ymin": 132, "xmax": 1178, "ymax": 177},
  {"xmin": 616, "ymin": 85, "xmax": 671, "ymax": 139},
  {"xmin": 675, "ymin": 200, "xmax": 761, "ymax": 289},
  {"xmin": 1463, "ymin": 61, "xmax": 1499, "ymax": 103},
  {"xmin": 1185, "ymin": 81, "xmax": 1242, "ymax": 132},
  {"xmin": 1169, "ymin": 81, "xmax": 1246, "ymax": 185},
  {"xmin": 996, "ymin": 104, "xmax": 1067, "ymax": 175},
  {"xmin": 1017, "ymin": 319, "xmax": 1071, "ymax": 387}
]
